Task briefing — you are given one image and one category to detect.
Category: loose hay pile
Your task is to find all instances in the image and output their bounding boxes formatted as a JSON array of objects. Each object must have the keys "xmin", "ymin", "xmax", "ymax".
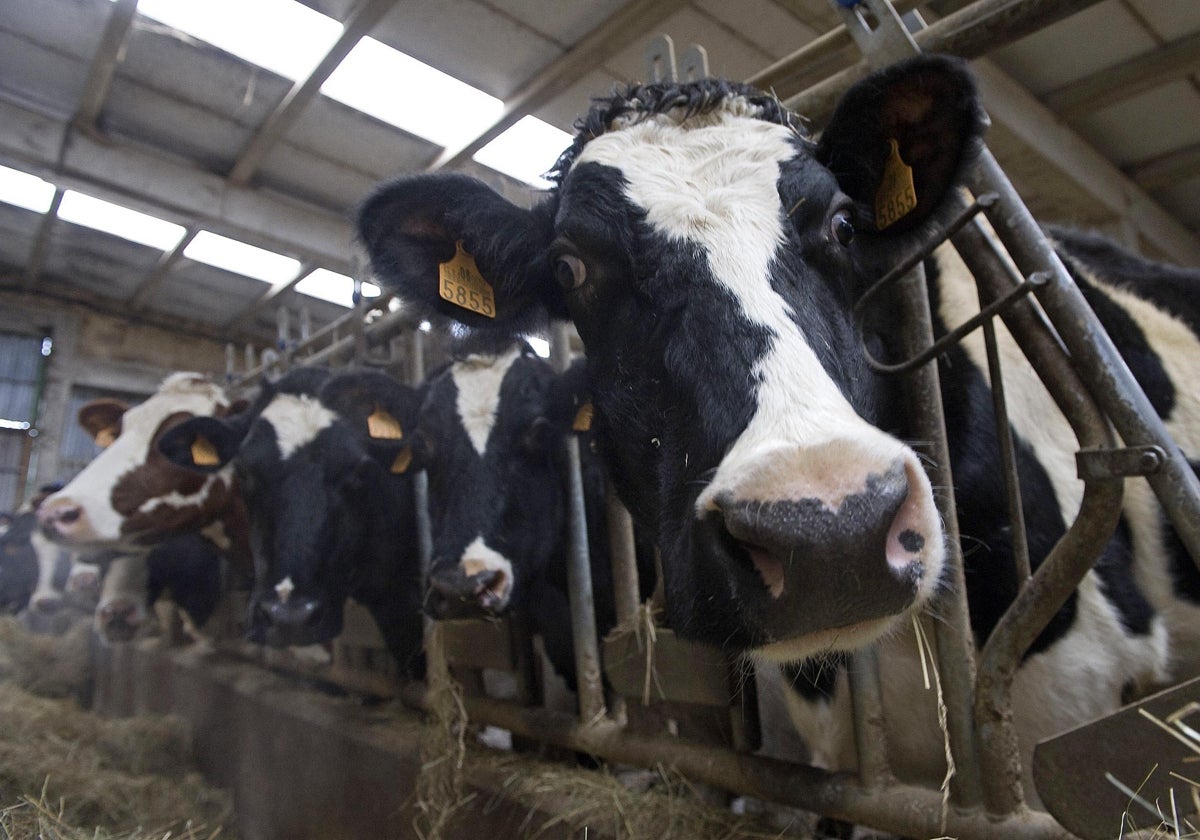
[{"xmin": 0, "ymin": 617, "xmax": 237, "ymax": 839}]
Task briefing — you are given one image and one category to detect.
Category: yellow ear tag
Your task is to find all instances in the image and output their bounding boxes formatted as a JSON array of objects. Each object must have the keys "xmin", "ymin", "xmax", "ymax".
[
  {"xmin": 191, "ymin": 435, "xmax": 220, "ymax": 467},
  {"xmin": 367, "ymin": 404, "xmax": 403, "ymax": 440},
  {"xmin": 875, "ymin": 138, "xmax": 918, "ymax": 230},
  {"xmin": 572, "ymin": 401, "xmax": 594, "ymax": 433},
  {"xmin": 390, "ymin": 447, "xmax": 413, "ymax": 475},
  {"xmin": 438, "ymin": 241, "xmax": 496, "ymax": 318},
  {"xmin": 94, "ymin": 426, "xmax": 118, "ymax": 448}
]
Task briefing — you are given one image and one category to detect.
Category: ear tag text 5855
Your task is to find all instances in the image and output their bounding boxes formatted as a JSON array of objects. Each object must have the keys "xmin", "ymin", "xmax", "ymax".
[
  {"xmin": 439, "ymin": 241, "xmax": 496, "ymax": 318},
  {"xmin": 191, "ymin": 435, "xmax": 220, "ymax": 468},
  {"xmin": 875, "ymin": 139, "xmax": 917, "ymax": 230},
  {"xmin": 367, "ymin": 404, "xmax": 403, "ymax": 440}
]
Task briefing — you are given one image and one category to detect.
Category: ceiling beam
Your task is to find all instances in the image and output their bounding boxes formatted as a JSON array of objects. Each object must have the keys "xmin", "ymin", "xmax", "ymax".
[
  {"xmin": 72, "ymin": 0, "xmax": 139, "ymax": 133},
  {"xmin": 21, "ymin": 188, "xmax": 64, "ymax": 292},
  {"xmin": 1040, "ymin": 29, "xmax": 1200, "ymax": 120},
  {"xmin": 975, "ymin": 60, "xmax": 1200, "ymax": 265},
  {"xmin": 427, "ymin": 0, "xmax": 691, "ymax": 172},
  {"xmin": 227, "ymin": 0, "xmax": 398, "ymax": 185},
  {"xmin": 0, "ymin": 95, "xmax": 357, "ymax": 275},
  {"xmin": 224, "ymin": 260, "xmax": 316, "ymax": 333},
  {"xmin": 1127, "ymin": 141, "xmax": 1200, "ymax": 193},
  {"xmin": 128, "ymin": 229, "xmax": 198, "ymax": 312}
]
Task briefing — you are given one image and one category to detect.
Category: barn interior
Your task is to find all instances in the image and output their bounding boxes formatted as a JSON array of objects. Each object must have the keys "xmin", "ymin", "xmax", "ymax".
[{"xmin": 1, "ymin": 0, "xmax": 1199, "ymax": 838}]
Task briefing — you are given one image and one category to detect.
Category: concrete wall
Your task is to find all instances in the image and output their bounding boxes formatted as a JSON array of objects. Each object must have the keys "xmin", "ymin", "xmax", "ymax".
[{"xmin": 0, "ymin": 290, "xmax": 233, "ymax": 497}]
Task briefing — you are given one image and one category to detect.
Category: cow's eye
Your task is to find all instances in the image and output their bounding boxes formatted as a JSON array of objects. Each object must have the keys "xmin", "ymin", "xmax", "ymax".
[
  {"xmin": 831, "ymin": 210, "xmax": 855, "ymax": 246},
  {"xmin": 554, "ymin": 255, "xmax": 586, "ymax": 290}
]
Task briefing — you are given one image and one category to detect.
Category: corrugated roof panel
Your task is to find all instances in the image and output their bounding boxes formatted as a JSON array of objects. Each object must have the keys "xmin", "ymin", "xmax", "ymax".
[
  {"xmin": 695, "ymin": 0, "xmax": 820, "ymax": 63},
  {"xmin": 1074, "ymin": 81, "xmax": 1200, "ymax": 168},
  {"xmin": 1125, "ymin": 0, "xmax": 1200, "ymax": 40}
]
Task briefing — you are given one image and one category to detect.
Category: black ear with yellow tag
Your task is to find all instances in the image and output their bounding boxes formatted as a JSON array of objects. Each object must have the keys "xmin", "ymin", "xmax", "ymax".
[
  {"xmin": 367, "ymin": 403, "xmax": 404, "ymax": 440},
  {"xmin": 816, "ymin": 55, "xmax": 985, "ymax": 235},
  {"xmin": 390, "ymin": 446, "xmax": 413, "ymax": 475},
  {"xmin": 157, "ymin": 415, "xmax": 245, "ymax": 474}
]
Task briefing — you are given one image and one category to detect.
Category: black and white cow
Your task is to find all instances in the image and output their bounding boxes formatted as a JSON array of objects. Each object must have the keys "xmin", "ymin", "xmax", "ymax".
[
  {"xmin": 416, "ymin": 343, "xmax": 643, "ymax": 689},
  {"xmin": 357, "ymin": 55, "xmax": 1197, "ymax": 800},
  {"xmin": 158, "ymin": 367, "xmax": 427, "ymax": 679}
]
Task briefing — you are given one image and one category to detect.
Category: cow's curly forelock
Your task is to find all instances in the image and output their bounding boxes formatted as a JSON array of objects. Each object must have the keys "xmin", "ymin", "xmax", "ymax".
[{"xmin": 549, "ymin": 78, "xmax": 806, "ymax": 184}]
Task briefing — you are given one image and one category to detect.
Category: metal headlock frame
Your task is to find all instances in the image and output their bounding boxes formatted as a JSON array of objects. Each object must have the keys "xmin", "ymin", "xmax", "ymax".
[
  {"xmin": 203, "ymin": 1, "xmax": 1200, "ymax": 835},
  {"xmin": 421, "ymin": 1, "xmax": 1200, "ymax": 838}
]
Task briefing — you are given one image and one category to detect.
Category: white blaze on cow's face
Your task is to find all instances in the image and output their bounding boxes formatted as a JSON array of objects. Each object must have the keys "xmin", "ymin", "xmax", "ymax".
[
  {"xmin": 451, "ymin": 345, "xmax": 522, "ymax": 455},
  {"xmin": 38, "ymin": 374, "xmax": 236, "ymax": 550},
  {"xmin": 458, "ymin": 535, "xmax": 514, "ymax": 611},
  {"xmin": 567, "ymin": 102, "xmax": 945, "ymax": 659},
  {"xmin": 258, "ymin": 392, "xmax": 339, "ymax": 460}
]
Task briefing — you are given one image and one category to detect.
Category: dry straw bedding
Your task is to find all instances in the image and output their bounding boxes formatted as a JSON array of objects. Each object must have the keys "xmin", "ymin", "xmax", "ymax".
[{"xmin": 0, "ymin": 616, "xmax": 236, "ymax": 840}]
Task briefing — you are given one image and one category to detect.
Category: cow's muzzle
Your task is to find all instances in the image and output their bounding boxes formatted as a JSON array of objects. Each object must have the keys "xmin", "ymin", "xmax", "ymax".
[{"xmin": 425, "ymin": 564, "xmax": 509, "ymax": 619}]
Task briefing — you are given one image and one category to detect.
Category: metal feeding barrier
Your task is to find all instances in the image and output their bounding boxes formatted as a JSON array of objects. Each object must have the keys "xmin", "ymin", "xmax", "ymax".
[{"xmin": 191, "ymin": 1, "xmax": 1200, "ymax": 836}]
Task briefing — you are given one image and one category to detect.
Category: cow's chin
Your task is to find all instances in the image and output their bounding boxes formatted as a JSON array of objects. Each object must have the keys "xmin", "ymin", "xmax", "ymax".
[{"xmin": 680, "ymin": 513, "xmax": 928, "ymax": 656}]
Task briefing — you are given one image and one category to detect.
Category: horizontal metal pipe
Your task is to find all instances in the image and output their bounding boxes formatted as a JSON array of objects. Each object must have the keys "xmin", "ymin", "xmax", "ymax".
[{"xmin": 457, "ymin": 695, "xmax": 1073, "ymax": 839}]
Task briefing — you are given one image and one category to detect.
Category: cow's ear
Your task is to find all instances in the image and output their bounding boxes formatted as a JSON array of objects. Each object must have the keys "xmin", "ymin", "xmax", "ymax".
[
  {"xmin": 816, "ymin": 55, "xmax": 985, "ymax": 234},
  {"xmin": 78, "ymin": 399, "xmax": 128, "ymax": 447},
  {"xmin": 358, "ymin": 173, "xmax": 561, "ymax": 340},
  {"xmin": 158, "ymin": 416, "xmax": 243, "ymax": 474}
]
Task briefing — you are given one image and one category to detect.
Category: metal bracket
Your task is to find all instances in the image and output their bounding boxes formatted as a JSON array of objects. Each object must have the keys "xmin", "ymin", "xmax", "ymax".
[
  {"xmin": 831, "ymin": 0, "xmax": 921, "ymax": 66},
  {"xmin": 1076, "ymin": 445, "xmax": 1166, "ymax": 480},
  {"xmin": 644, "ymin": 35, "xmax": 710, "ymax": 83},
  {"xmin": 644, "ymin": 34, "xmax": 677, "ymax": 83}
]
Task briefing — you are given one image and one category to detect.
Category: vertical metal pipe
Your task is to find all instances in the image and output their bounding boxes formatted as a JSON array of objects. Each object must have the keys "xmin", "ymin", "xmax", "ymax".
[
  {"xmin": 408, "ymin": 330, "xmax": 433, "ymax": 578},
  {"xmin": 848, "ymin": 648, "xmax": 892, "ymax": 788},
  {"xmin": 225, "ymin": 343, "xmax": 236, "ymax": 379},
  {"xmin": 605, "ymin": 484, "xmax": 641, "ymax": 627},
  {"xmin": 893, "ymin": 263, "xmax": 984, "ymax": 809},
  {"xmin": 967, "ymin": 150, "xmax": 1200, "ymax": 568},
  {"xmin": 552, "ymin": 325, "xmax": 606, "ymax": 723},
  {"xmin": 979, "ymin": 318, "xmax": 1032, "ymax": 583}
]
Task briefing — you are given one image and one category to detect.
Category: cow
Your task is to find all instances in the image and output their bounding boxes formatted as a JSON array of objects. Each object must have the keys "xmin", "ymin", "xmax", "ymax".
[
  {"xmin": 415, "ymin": 343, "xmax": 649, "ymax": 690},
  {"xmin": 36, "ymin": 373, "xmax": 252, "ymax": 573},
  {"xmin": 356, "ymin": 54, "xmax": 1196, "ymax": 805},
  {"xmin": 95, "ymin": 532, "xmax": 224, "ymax": 644},
  {"xmin": 0, "ymin": 510, "xmax": 40, "ymax": 614},
  {"xmin": 157, "ymin": 366, "xmax": 427, "ymax": 679}
]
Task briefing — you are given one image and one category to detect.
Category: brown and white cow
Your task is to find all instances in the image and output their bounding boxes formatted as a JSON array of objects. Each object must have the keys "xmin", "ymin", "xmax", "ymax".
[{"xmin": 37, "ymin": 372, "xmax": 251, "ymax": 638}]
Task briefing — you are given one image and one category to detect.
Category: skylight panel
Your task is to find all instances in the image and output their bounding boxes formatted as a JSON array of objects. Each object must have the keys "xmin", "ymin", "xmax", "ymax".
[
  {"xmin": 128, "ymin": 0, "xmax": 340, "ymax": 81},
  {"xmin": 295, "ymin": 268, "xmax": 380, "ymax": 308},
  {"xmin": 59, "ymin": 191, "xmax": 186, "ymax": 250},
  {"xmin": 473, "ymin": 116, "xmax": 572, "ymax": 189},
  {"xmin": 0, "ymin": 164, "xmax": 55, "ymax": 213},
  {"xmin": 184, "ymin": 231, "xmax": 301, "ymax": 285},
  {"xmin": 322, "ymin": 37, "xmax": 504, "ymax": 149}
]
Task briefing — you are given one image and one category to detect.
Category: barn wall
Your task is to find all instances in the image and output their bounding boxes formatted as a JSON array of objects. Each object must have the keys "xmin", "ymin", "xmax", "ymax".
[{"xmin": 0, "ymin": 290, "xmax": 229, "ymax": 499}]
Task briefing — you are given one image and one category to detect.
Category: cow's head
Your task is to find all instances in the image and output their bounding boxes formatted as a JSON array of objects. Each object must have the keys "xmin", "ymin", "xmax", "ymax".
[
  {"xmin": 159, "ymin": 367, "xmax": 422, "ymax": 652},
  {"xmin": 37, "ymin": 374, "xmax": 242, "ymax": 552},
  {"xmin": 359, "ymin": 56, "xmax": 985, "ymax": 662},
  {"xmin": 418, "ymin": 343, "xmax": 584, "ymax": 621}
]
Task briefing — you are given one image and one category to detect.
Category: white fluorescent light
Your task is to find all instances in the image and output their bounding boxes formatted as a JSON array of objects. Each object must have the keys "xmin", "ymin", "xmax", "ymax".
[
  {"xmin": 0, "ymin": 164, "xmax": 55, "ymax": 213},
  {"xmin": 126, "ymin": 0, "xmax": 340, "ymax": 81},
  {"xmin": 0, "ymin": 419, "xmax": 31, "ymax": 431},
  {"xmin": 322, "ymin": 37, "xmax": 503, "ymax": 149},
  {"xmin": 526, "ymin": 337, "xmax": 551, "ymax": 358},
  {"xmin": 295, "ymin": 268, "xmax": 380, "ymax": 308},
  {"xmin": 473, "ymin": 116, "xmax": 572, "ymax": 189},
  {"xmin": 59, "ymin": 191, "xmax": 186, "ymax": 250},
  {"xmin": 184, "ymin": 231, "xmax": 301, "ymax": 285}
]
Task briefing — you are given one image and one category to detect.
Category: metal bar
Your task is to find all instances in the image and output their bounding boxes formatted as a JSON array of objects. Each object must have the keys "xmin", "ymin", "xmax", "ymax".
[
  {"xmin": 967, "ymin": 149, "xmax": 1200, "ymax": 568},
  {"xmin": 848, "ymin": 648, "xmax": 893, "ymax": 788},
  {"xmin": 783, "ymin": 0, "xmax": 1105, "ymax": 124},
  {"xmin": 892, "ymin": 262, "xmax": 984, "ymax": 809},
  {"xmin": 128, "ymin": 229, "xmax": 198, "ymax": 312},
  {"xmin": 976, "ymin": 466, "xmax": 1123, "ymax": 816},
  {"xmin": 21, "ymin": 187, "xmax": 64, "ymax": 291},
  {"xmin": 72, "ymin": 0, "xmax": 138, "ymax": 132},
  {"xmin": 455, "ymin": 695, "xmax": 1074, "ymax": 839},
  {"xmin": 224, "ymin": 260, "xmax": 316, "ymax": 333},
  {"xmin": 605, "ymin": 482, "xmax": 641, "ymax": 627},
  {"xmin": 552, "ymin": 325, "xmax": 606, "ymax": 724},
  {"xmin": 979, "ymin": 317, "xmax": 1032, "ymax": 582},
  {"xmin": 227, "ymin": 0, "xmax": 398, "ymax": 185}
]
